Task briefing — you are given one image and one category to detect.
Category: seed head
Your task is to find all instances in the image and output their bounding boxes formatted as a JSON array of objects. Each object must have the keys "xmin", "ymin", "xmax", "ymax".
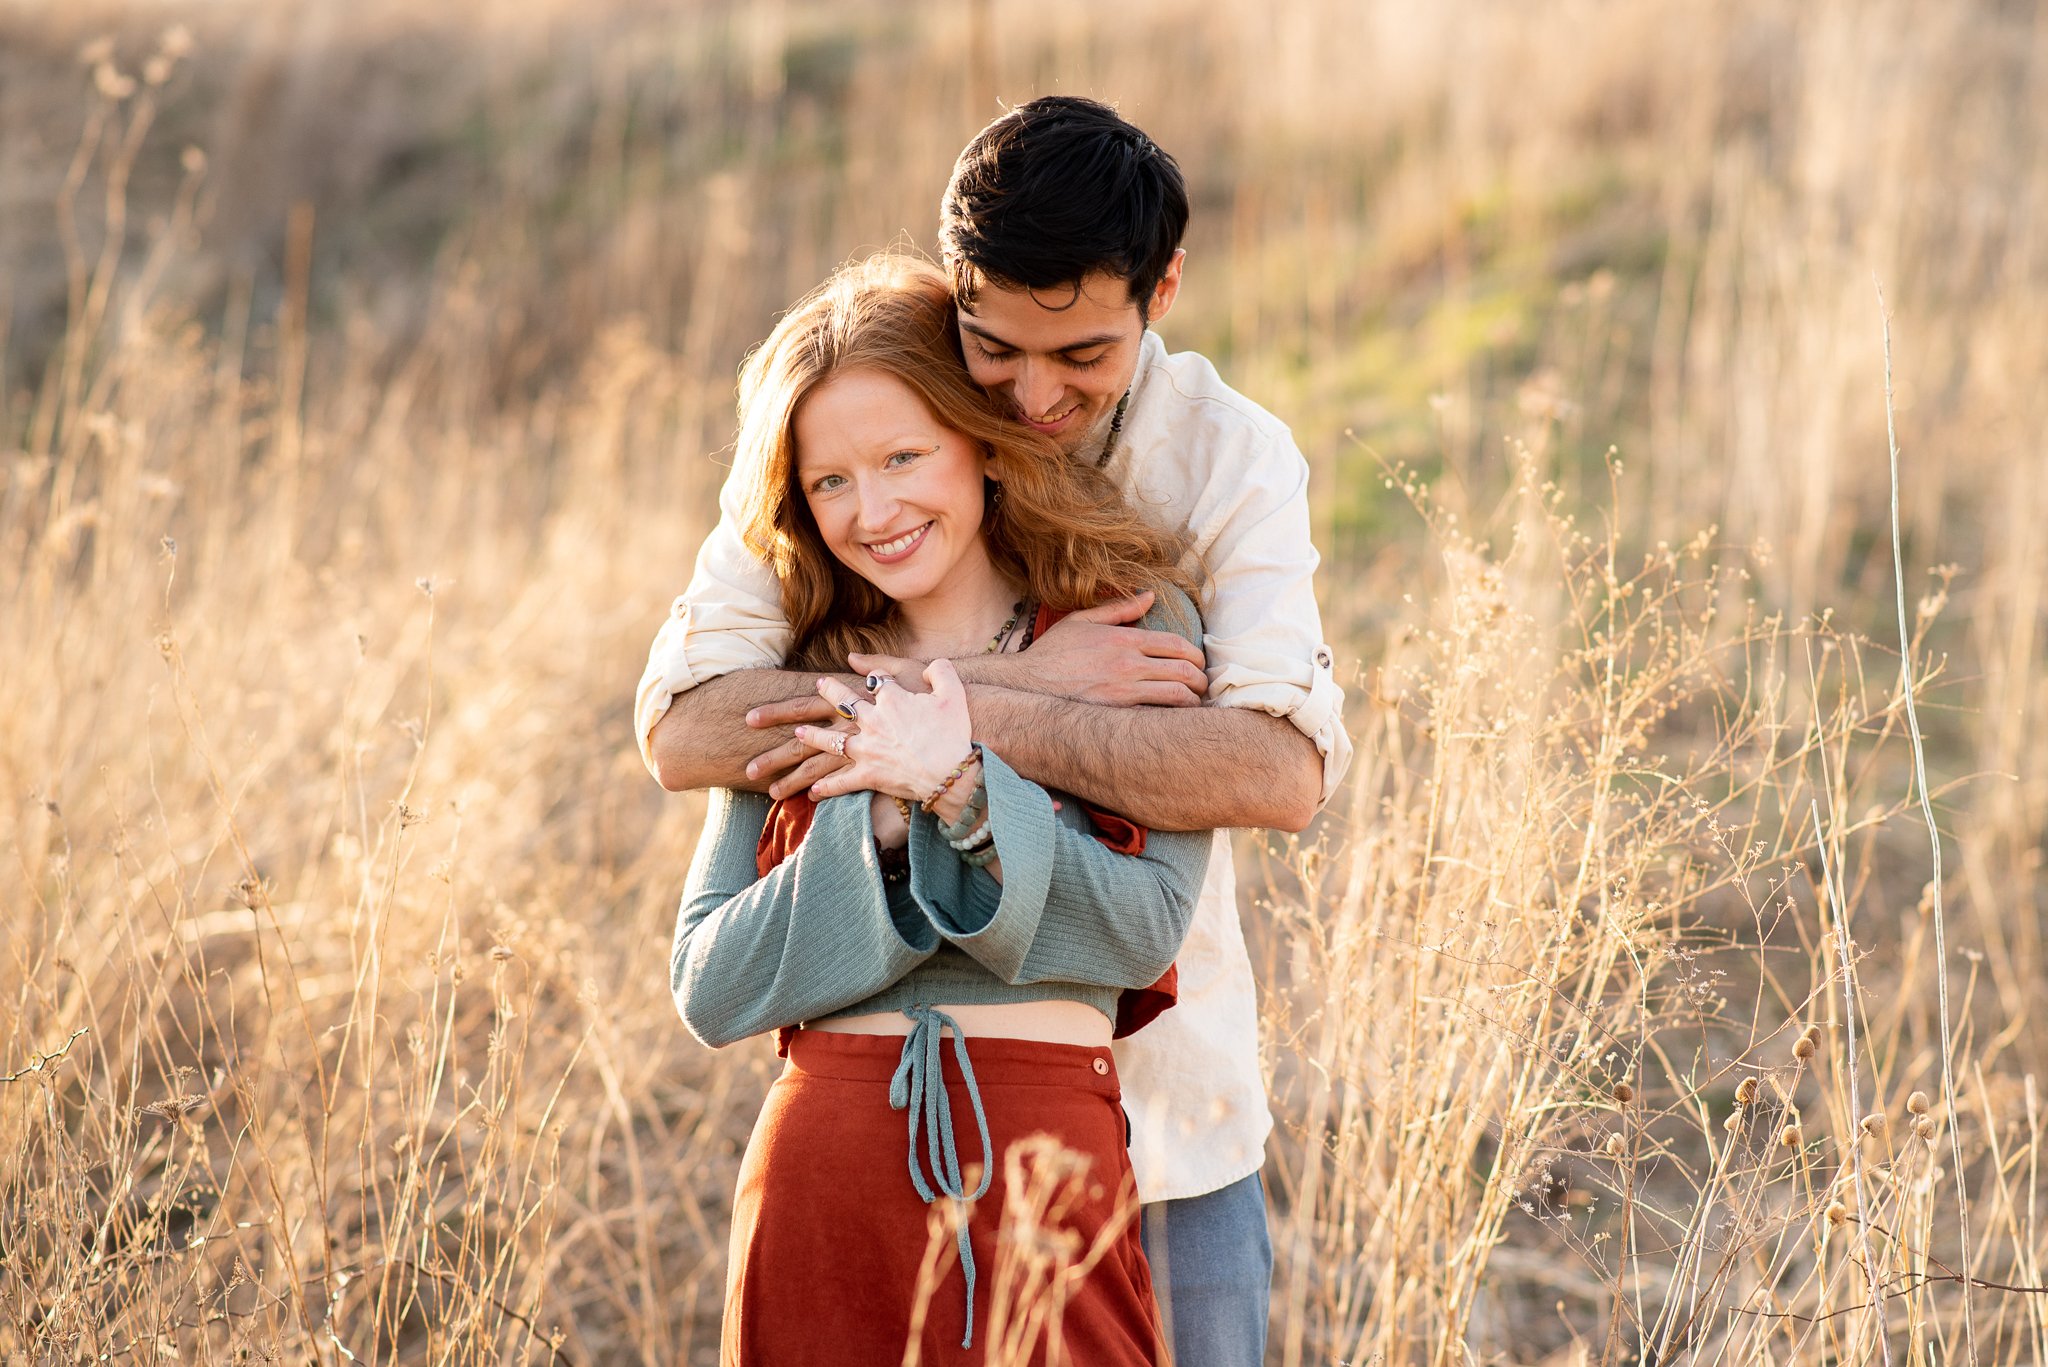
[
  {"xmin": 1612, "ymin": 1082, "xmax": 1634, "ymax": 1104},
  {"xmin": 1860, "ymin": 1113, "xmax": 1887, "ymax": 1137},
  {"xmin": 1779, "ymin": 1122, "xmax": 1804, "ymax": 1148},
  {"xmin": 1913, "ymin": 1115, "xmax": 1938, "ymax": 1141},
  {"xmin": 1723, "ymin": 1109, "xmax": 1743, "ymax": 1133},
  {"xmin": 1907, "ymin": 1090, "xmax": 1931, "ymax": 1115},
  {"xmin": 1825, "ymin": 1200, "xmax": 1849, "ymax": 1225},
  {"xmin": 1735, "ymin": 1077, "xmax": 1759, "ymax": 1105},
  {"xmin": 1603, "ymin": 1133, "xmax": 1626, "ymax": 1158},
  {"xmin": 1792, "ymin": 1035, "xmax": 1816, "ymax": 1061}
]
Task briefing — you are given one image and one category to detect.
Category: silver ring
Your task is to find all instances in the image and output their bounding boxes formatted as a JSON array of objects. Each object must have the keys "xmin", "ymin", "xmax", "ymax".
[
  {"xmin": 831, "ymin": 731, "xmax": 849, "ymax": 757},
  {"xmin": 864, "ymin": 672, "xmax": 894, "ymax": 694},
  {"xmin": 833, "ymin": 698, "xmax": 860, "ymax": 721}
]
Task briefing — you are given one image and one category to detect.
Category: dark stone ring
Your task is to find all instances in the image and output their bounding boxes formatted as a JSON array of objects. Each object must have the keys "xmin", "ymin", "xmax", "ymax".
[{"xmin": 864, "ymin": 672, "xmax": 894, "ymax": 693}]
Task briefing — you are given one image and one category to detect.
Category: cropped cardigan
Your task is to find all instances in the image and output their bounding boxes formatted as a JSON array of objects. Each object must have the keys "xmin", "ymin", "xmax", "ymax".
[{"xmin": 669, "ymin": 588, "xmax": 1211, "ymax": 1045}]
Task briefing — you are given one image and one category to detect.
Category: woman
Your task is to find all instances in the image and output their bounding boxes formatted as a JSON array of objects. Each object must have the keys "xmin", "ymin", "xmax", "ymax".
[{"xmin": 671, "ymin": 255, "xmax": 1208, "ymax": 1365}]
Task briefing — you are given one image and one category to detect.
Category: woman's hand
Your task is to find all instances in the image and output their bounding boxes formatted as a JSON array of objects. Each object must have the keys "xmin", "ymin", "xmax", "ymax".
[
  {"xmin": 871, "ymin": 792, "xmax": 910, "ymax": 849},
  {"xmin": 794, "ymin": 658, "xmax": 975, "ymax": 802}
]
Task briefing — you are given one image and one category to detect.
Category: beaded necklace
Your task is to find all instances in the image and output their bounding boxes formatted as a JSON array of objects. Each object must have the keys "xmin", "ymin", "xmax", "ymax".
[
  {"xmin": 984, "ymin": 600, "xmax": 1024, "ymax": 655},
  {"xmin": 1094, "ymin": 390, "xmax": 1132, "ymax": 469}
]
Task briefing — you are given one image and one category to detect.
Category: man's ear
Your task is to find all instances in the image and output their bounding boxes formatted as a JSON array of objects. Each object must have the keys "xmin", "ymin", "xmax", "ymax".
[{"xmin": 1145, "ymin": 249, "xmax": 1186, "ymax": 325}]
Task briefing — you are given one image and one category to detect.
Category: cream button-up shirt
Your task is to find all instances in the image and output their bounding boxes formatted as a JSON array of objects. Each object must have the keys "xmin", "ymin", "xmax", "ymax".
[{"xmin": 636, "ymin": 330, "xmax": 1352, "ymax": 1203}]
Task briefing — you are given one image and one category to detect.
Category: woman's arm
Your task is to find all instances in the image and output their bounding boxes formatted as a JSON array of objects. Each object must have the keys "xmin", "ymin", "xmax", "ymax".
[
  {"xmin": 671, "ymin": 789, "xmax": 935, "ymax": 1048},
  {"xmin": 904, "ymin": 749, "xmax": 1210, "ymax": 989}
]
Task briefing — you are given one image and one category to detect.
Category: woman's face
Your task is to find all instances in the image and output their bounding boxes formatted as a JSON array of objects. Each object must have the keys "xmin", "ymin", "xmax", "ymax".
[{"xmin": 791, "ymin": 367, "xmax": 994, "ymax": 606}]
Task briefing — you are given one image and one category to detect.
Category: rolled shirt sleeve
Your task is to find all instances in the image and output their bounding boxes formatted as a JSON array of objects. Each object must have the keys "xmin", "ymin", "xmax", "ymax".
[
  {"xmin": 634, "ymin": 481, "xmax": 792, "ymax": 777},
  {"xmin": 1185, "ymin": 433, "xmax": 1352, "ymax": 805}
]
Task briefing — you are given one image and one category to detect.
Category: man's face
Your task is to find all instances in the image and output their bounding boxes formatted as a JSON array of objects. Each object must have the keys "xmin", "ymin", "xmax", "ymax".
[{"xmin": 956, "ymin": 252, "xmax": 1183, "ymax": 458}]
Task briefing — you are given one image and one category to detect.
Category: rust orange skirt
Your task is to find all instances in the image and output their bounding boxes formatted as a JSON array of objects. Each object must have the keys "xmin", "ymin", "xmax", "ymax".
[{"xmin": 722, "ymin": 1029, "xmax": 1168, "ymax": 1366}]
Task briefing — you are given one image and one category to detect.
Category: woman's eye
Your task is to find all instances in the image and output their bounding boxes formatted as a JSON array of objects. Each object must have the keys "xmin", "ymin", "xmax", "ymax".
[
  {"xmin": 808, "ymin": 474, "xmax": 845, "ymax": 493},
  {"xmin": 885, "ymin": 449, "xmax": 923, "ymax": 468}
]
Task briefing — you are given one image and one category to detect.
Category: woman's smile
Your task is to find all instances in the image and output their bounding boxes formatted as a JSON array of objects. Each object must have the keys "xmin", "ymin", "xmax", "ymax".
[
  {"xmin": 863, "ymin": 521, "xmax": 933, "ymax": 563},
  {"xmin": 793, "ymin": 367, "xmax": 1004, "ymax": 616}
]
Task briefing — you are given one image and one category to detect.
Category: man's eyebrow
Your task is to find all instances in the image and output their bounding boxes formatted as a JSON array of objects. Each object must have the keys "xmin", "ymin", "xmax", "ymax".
[{"xmin": 959, "ymin": 320, "xmax": 1122, "ymax": 354}]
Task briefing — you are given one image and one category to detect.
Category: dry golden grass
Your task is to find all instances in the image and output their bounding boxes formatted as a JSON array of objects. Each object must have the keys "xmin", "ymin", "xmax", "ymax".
[{"xmin": 3, "ymin": 0, "xmax": 2045, "ymax": 1361}]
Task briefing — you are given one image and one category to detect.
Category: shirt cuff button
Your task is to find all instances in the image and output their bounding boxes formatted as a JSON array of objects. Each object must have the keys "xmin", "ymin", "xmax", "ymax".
[
  {"xmin": 1314, "ymin": 648, "xmax": 1333, "ymax": 668},
  {"xmin": 1092, "ymin": 1057, "xmax": 1110, "ymax": 1075}
]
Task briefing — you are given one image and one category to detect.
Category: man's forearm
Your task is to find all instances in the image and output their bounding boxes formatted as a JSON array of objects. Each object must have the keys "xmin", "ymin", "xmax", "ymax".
[
  {"xmin": 964, "ymin": 685, "xmax": 1323, "ymax": 831},
  {"xmin": 651, "ymin": 669, "xmax": 842, "ymax": 793}
]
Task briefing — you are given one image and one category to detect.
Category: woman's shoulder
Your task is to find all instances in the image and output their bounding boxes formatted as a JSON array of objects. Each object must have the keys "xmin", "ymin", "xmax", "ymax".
[{"xmin": 1138, "ymin": 582, "xmax": 1202, "ymax": 646}]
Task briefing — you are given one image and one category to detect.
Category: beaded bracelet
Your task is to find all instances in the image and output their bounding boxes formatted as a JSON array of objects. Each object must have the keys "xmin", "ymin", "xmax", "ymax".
[
  {"xmin": 920, "ymin": 743, "xmax": 984, "ymax": 812},
  {"xmin": 946, "ymin": 818, "xmax": 992, "ymax": 852},
  {"xmin": 960, "ymin": 839, "xmax": 1000, "ymax": 869},
  {"xmin": 933, "ymin": 779, "xmax": 988, "ymax": 845}
]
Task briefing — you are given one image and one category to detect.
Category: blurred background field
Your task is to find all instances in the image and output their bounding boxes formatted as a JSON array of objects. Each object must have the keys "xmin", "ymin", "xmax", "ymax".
[{"xmin": 3, "ymin": 0, "xmax": 2044, "ymax": 1361}]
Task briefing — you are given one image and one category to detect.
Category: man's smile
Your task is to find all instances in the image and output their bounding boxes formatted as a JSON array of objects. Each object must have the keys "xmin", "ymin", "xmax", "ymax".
[{"xmin": 1019, "ymin": 400, "xmax": 1081, "ymax": 434}]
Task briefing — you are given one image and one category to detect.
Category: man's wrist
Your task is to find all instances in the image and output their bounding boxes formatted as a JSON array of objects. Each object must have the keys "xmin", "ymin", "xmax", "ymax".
[{"xmin": 949, "ymin": 652, "xmax": 1019, "ymax": 689}]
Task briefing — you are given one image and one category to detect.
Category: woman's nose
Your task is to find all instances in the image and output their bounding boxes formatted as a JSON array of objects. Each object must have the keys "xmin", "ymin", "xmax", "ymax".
[{"xmin": 855, "ymin": 480, "xmax": 898, "ymax": 531}]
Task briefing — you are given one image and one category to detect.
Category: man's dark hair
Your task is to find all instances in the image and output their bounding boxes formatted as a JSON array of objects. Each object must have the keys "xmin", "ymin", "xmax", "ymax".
[{"xmin": 940, "ymin": 96, "xmax": 1189, "ymax": 317}]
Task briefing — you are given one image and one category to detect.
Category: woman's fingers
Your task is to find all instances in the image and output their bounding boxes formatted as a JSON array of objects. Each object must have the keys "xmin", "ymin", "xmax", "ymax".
[
  {"xmin": 790, "ymin": 724, "xmax": 856, "ymax": 756},
  {"xmin": 769, "ymin": 751, "xmax": 848, "ymax": 801},
  {"xmin": 923, "ymin": 655, "xmax": 966, "ymax": 705},
  {"xmin": 805, "ymin": 764, "xmax": 871, "ymax": 800},
  {"xmin": 848, "ymin": 652, "xmax": 928, "ymax": 692},
  {"xmin": 814, "ymin": 675, "xmax": 870, "ymax": 721},
  {"xmin": 744, "ymin": 734, "xmax": 815, "ymax": 783}
]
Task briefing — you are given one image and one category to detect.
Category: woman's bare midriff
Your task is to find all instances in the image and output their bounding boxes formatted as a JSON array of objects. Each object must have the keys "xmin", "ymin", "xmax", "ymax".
[{"xmin": 806, "ymin": 999, "xmax": 1112, "ymax": 1047}]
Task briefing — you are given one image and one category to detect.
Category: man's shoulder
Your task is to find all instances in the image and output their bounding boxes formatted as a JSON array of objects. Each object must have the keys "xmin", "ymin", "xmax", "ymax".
[{"xmin": 1124, "ymin": 336, "xmax": 1298, "ymax": 471}]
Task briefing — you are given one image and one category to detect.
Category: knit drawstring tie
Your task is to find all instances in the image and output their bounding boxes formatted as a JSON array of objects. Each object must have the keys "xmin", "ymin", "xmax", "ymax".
[{"xmin": 889, "ymin": 1005, "xmax": 994, "ymax": 1348}]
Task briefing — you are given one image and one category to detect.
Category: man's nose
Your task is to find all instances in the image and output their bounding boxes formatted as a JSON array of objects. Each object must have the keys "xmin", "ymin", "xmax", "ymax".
[{"xmin": 1014, "ymin": 359, "xmax": 1065, "ymax": 421}]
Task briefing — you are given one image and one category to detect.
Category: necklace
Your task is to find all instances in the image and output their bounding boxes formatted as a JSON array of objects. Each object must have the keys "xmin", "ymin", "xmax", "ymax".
[
  {"xmin": 983, "ymin": 600, "xmax": 1024, "ymax": 655},
  {"xmin": 1094, "ymin": 390, "xmax": 1132, "ymax": 469}
]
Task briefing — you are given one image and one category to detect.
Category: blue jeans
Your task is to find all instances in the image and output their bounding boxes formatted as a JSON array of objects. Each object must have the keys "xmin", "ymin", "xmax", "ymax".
[{"xmin": 1140, "ymin": 1172, "xmax": 1273, "ymax": 1367}]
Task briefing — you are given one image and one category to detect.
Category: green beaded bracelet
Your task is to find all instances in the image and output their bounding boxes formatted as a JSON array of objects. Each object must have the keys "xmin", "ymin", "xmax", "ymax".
[{"xmin": 934, "ymin": 778, "xmax": 989, "ymax": 844}]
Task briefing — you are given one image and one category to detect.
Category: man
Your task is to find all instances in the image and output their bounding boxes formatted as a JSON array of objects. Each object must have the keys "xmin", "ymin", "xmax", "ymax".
[{"xmin": 637, "ymin": 96, "xmax": 1350, "ymax": 1366}]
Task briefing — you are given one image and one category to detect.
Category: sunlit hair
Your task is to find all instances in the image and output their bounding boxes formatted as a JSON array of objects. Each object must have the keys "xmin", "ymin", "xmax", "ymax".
[{"xmin": 730, "ymin": 254, "xmax": 1195, "ymax": 672}]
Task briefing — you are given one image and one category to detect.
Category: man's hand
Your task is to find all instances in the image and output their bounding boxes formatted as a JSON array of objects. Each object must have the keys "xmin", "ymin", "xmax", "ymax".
[
  {"xmin": 741, "ymin": 688, "xmax": 850, "ymax": 800},
  {"xmin": 853, "ymin": 592, "xmax": 1209, "ymax": 709}
]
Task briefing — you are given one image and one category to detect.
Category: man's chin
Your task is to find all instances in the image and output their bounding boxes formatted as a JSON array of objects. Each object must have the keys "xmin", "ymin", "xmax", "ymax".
[{"xmin": 1035, "ymin": 409, "xmax": 1108, "ymax": 458}]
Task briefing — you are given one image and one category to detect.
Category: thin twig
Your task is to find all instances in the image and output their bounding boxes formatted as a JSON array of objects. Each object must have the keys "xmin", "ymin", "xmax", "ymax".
[
  {"xmin": 1876, "ymin": 277, "xmax": 1976, "ymax": 1365},
  {"xmin": 0, "ymin": 1027, "xmax": 89, "ymax": 1083},
  {"xmin": 1813, "ymin": 797, "xmax": 1893, "ymax": 1367}
]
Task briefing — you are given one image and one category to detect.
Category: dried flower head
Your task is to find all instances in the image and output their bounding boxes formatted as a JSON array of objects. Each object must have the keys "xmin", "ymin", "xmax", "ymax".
[
  {"xmin": 93, "ymin": 61, "xmax": 136, "ymax": 100},
  {"xmin": 1908, "ymin": 1090, "xmax": 1931, "ymax": 1115},
  {"xmin": 1913, "ymin": 1115, "xmax": 1938, "ymax": 1141},
  {"xmin": 1825, "ymin": 1201, "xmax": 1849, "ymax": 1225},
  {"xmin": 1779, "ymin": 1122, "xmax": 1803, "ymax": 1148},
  {"xmin": 1612, "ymin": 1081, "xmax": 1634, "ymax": 1104},
  {"xmin": 1792, "ymin": 1034, "xmax": 1816, "ymax": 1061},
  {"xmin": 1603, "ymin": 1132, "xmax": 1626, "ymax": 1158},
  {"xmin": 1735, "ymin": 1077, "xmax": 1759, "ymax": 1105},
  {"xmin": 1860, "ymin": 1113, "xmax": 1887, "ymax": 1137}
]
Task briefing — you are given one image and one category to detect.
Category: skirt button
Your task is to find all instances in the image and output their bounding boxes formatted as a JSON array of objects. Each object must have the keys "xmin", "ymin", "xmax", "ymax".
[{"xmin": 1092, "ymin": 1057, "xmax": 1110, "ymax": 1075}]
